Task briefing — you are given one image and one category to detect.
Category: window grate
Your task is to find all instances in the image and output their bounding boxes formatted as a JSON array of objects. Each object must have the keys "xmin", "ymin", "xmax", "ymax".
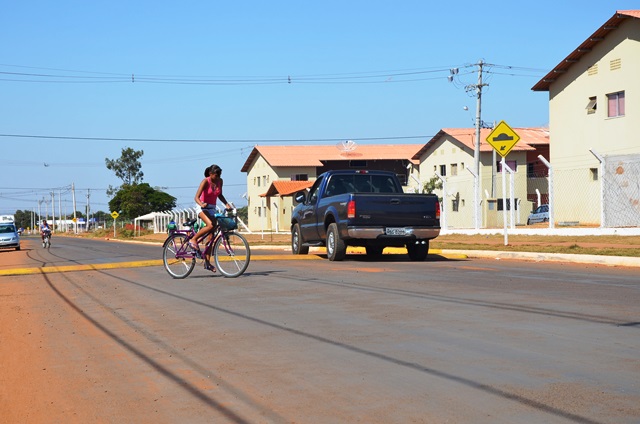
[{"xmin": 610, "ymin": 58, "xmax": 621, "ymax": 71}]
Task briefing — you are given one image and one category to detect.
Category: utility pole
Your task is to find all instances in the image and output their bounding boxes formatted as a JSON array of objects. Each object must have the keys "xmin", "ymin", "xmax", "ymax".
[
  {"xmin": 470, "ymin": 60, "xmax": 488, "ymax": 229},
  {"xmin": 51, "ymin": 191, "xmax": 55, "ymax": 233},
  {"xmin": 58, "ymin": 188, "xmax": 63, "ymax": 232},
  {"xmin": 86, "ymin": 189, "xmax": 91, "ymax": 231},
  {"xmin": 72, "ymin": 183, "xmax": 77, "ymax": 234}
]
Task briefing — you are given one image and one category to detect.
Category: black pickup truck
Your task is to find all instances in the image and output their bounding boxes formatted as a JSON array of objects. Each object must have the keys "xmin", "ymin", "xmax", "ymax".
[{"xmin": 291, "ymin": 170, "xmax": 440, "ymax": 261}]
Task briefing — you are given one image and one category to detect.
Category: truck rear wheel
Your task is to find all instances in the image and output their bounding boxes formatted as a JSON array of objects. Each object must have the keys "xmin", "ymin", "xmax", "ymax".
[
  {"xmin": 291, "ymin": 223, "xmax": 309, "ymax": 255},
  {"xmin": 407, "ymin": 241, "xmax": 429, "ymax": 261},
  {"xmin": 326, "ymin": 223, "xmax": 346, "ymax": 261}
]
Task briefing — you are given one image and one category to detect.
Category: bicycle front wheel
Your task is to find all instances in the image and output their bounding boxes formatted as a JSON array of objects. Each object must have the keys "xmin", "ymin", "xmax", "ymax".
[
  {"xmin": 163, "ymin": 233, "xmax": 196, "ymax": 279},
  {"xmin": 213, "ymin": 232, "xmax": 250, "ymax": 278}
]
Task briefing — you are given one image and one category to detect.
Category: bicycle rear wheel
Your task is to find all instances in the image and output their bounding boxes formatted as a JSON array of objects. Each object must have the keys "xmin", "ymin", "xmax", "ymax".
[
  {"xmin": 163, "ymin": 233, "xmax": 196, "ymax": 279},
  {"xmin": 213, "ymin": 232, "xmax": 250, "ymax": 278}
]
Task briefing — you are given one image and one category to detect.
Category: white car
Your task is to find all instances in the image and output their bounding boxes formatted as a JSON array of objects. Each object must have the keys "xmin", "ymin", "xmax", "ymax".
[
  {"xmin": 0, "ymin": 222, "xmax": 21, "ymax": 250},
  {"xmin": 527, "ymin": 204, "xmax": 549, "ymax": 225}
]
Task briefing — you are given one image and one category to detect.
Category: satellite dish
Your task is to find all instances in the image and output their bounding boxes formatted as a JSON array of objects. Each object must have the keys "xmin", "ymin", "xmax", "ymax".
[{"xmin": 336, "ymin": 140, "xmax": 357, "ymax": 155}]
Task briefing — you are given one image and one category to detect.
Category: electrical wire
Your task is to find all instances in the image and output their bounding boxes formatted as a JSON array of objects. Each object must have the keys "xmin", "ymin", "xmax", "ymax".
[
  {"xmin": 0, "ymin": 133, "xmax": 432, "ymax": 143},
  {"xmin": 0, "ymin": 62, "xmax": 544, "ymax": 85}
]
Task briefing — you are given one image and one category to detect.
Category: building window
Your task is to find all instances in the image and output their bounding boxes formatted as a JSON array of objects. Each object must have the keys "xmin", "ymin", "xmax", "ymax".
[
  {"xmin": 451, "ymin": 163, "xmax": 458, "ymax": 176},
  {"xmin": 497, "ymin": 198, "xmax": 519, "ymax": 211},
  {"xmin": 452, "ymin": 198, "xmax": 459, "ymax": 212},
  {"xmin": 460, "ymin": 162, "xmax": 465, "ymax": 171},
  {"xmin": 607, "ymin": 91, "xmax": 625, "ymax": 117},
  {"xmin": 439, "ymin": 164, "xmax": 446, "ymax": 176},
  {"xmin": 586, "ymin": 96, "xmax": 597, "ymax": 114},
  {"xmin": 497, "ymin": 160, "xmax": 517, "ymax": 173},
  {"xmin": 590, "ymin": 168, "xmax": 599, "ymax": 181},
  {"xmin": 291, "ymin": 174, "xmax": 308, "ymax": 181}
]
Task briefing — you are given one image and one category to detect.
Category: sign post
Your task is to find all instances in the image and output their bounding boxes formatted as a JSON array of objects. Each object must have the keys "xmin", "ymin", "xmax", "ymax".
[
  {"xmin": 110, "ymin": 211, "xmax": 119, "ymax": 238},
  {"xmin": 486, "ymin": 121, "xmax": 520, "ymax": 246}
]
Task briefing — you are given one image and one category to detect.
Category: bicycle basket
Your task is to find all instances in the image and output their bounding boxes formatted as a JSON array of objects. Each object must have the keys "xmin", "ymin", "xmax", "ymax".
[{"xmin": 215, "ymin": 214, "xmax": 237, "ymax": 230}]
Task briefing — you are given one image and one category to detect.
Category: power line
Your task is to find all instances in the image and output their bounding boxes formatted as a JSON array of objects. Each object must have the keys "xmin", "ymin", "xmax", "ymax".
[
  {"xmin": 0, "ymin": 62, "xmax": 544, "ymax": 85},
  {"xmin": 0, "ymin": 133, "xmax": 432, "ymax": 143}
]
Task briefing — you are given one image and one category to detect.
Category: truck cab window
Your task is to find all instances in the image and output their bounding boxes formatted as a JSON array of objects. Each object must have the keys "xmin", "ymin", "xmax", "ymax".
[{"xmin": 308, "ymin": 176, "xmax": 324, "ymax": 204}]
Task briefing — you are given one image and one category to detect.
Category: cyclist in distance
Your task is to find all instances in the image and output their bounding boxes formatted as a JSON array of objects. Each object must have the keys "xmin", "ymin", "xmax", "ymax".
[
  {"xmin": 40, "ymin": 219, "xmax": 52, "ymax": 243},
  {"xmin": 192, "ymin": 164, "xmax": 232, "ymax": 253}
]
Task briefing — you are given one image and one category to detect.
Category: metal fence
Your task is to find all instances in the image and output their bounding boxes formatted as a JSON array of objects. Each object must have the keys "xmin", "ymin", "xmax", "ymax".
[
  {"xmin": 435, "ymin": 152, "xmax": 640, "ymax": 230},
  {"xmin": 602, "ymin": 154, "xmax": 640, "ymax": 227}
]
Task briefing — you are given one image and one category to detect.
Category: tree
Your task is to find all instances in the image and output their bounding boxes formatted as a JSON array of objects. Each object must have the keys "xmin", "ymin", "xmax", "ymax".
[
  {"xmin": 422, "ymin": 177, "xmax": 443, "ymax": 194},
  {"xmin": 108, "ymin": 183, "xmax": 176, "ymax": 219},
  {"xmin": 13, "ymin": 210, "xmax": 31, "ymax": 229},
  {"xmin": 105, "ymin": 147, "xmax": 144, "ymax": 186},
  {"xmin": 93, "ymin": 211, "xmax": 110, "ymax": 221},
  {"xmin": 237, "ymin": 206, "xmax": 248, "ymax": 224},
  {"xmin": 69, "ymin": 211, "xmax": 85, "ymax": 220}
]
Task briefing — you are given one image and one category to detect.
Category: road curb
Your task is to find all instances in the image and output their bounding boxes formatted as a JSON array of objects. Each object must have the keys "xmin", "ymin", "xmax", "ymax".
[{"xmin": 444, "ymin": 249, "xmax": 640, "ymax": 267}]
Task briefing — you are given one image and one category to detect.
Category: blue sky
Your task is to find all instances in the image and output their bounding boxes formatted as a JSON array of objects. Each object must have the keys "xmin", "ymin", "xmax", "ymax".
[{"xmin": 1, "ymin": 1, "xmax": 637, "ymax": 217}]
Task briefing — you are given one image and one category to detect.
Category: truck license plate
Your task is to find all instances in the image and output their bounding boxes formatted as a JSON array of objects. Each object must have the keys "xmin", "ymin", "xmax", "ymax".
[{"xmin": 385, "ymin": 227, "xmax": 407, "ymax": 236}]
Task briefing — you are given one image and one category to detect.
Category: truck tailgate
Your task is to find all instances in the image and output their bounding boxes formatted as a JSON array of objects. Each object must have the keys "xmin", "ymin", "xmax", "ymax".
[{"xmin": 349, "ymin": 193, "xmax": 439, "ymax": 227}]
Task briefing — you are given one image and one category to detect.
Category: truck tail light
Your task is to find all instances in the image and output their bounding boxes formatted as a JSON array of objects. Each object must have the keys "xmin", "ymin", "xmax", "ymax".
[
  {"xmin": 435, "ymin": 200, "xmax": 441, "ymax": 220},
  {"xmin": 347, "ymin": 200, "xmax": 356, "ymax": 218}
]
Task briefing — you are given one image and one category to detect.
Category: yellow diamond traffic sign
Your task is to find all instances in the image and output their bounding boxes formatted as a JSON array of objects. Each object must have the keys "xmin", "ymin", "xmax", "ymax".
[
  {"xmin": 110, "ymin": 211, "xmax": 120, "ymax": 219},
  {"xmin": 486, "ymin": 120, "xmax": 520, "ymax": 158}
]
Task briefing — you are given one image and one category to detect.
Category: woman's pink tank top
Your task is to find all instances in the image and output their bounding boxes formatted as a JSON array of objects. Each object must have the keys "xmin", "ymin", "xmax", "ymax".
[{"xmin": 200, "ymin": 179, "xmax": 221, "ymax": 205}]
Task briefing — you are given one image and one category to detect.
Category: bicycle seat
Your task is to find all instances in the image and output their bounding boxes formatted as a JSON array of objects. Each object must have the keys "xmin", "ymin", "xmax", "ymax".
[{"xmin": 183, "ymin": 218, "xmax": 197, "ymax": 227}]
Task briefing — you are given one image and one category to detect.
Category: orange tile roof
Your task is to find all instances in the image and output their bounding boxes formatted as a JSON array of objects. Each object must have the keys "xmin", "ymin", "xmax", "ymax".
[
  {"xmin": 533, "ymin": 10, "xmax": 640, "ymax": 91},
  {"xmin": 241, "ymin": 143, "xmax": 423, "ymax": 172},
  {"xmin": 413, "ymin": 127, "xmax": 548, "ymax": 159},
  {"xmin": 260, "ymin": 180, "xmax": 314, "ymax": 197}
]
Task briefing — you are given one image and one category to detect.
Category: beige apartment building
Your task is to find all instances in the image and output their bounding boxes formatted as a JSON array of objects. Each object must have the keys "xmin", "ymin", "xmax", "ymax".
[
  {"xmin": 533, "ymin": 10, "xmax": 640, "ymax": 227},
  {"xmin": 413, "ymin": 128, "xmax": 549, "ymax": 228},
  {"xmin": 241, "ymin": 144, "xmax": 422, "ymax": 232}
]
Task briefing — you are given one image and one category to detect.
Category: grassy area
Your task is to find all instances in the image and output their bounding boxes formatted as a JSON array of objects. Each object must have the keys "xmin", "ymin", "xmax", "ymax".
[{"xmin": 431, "ymin": 234, "xmax": 640, "ymax": 257}]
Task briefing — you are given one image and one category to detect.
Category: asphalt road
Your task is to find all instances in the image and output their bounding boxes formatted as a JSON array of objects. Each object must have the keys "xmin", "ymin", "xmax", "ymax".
[{"xmin": 1, "ymin": 236, "xmax": 639, "ymax": 423}]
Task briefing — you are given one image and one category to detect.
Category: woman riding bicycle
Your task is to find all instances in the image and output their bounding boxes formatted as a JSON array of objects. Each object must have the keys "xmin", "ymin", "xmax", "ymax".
[
  {"xmin": 192, "ymin": 164, "xmax": 232, "ymax": 258},
  {"xmin": 162, "ymin": 167, "xmax": 250, "ymax": 278}
]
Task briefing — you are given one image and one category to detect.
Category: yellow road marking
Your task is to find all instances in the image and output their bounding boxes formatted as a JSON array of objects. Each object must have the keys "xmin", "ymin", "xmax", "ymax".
[
  {"xmin": 0, "ymin": 250, "xmax": 464, "ymax": 277},
  {"xmin": 0, "ymin": 255, "xmax": 322, "ymax": 276},
  {"xmin": 0, "ymin": 260, "xmax": 164, "ymax": 276}
]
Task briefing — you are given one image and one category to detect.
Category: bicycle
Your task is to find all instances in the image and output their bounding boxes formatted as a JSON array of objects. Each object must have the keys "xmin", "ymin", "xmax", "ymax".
[
  {"xmin": 42, "ymin": 230, "xmax": 51, "ymax": 248},
  {"xmin": 162, "ymin": 210, "xmax": 250, "ymax": 279}
]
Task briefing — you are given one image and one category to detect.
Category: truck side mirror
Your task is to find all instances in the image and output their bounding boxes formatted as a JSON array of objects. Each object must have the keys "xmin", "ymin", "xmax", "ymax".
[{"xmin": 294, "ymin": 191, "xmax": 306, "ymax": 204}]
